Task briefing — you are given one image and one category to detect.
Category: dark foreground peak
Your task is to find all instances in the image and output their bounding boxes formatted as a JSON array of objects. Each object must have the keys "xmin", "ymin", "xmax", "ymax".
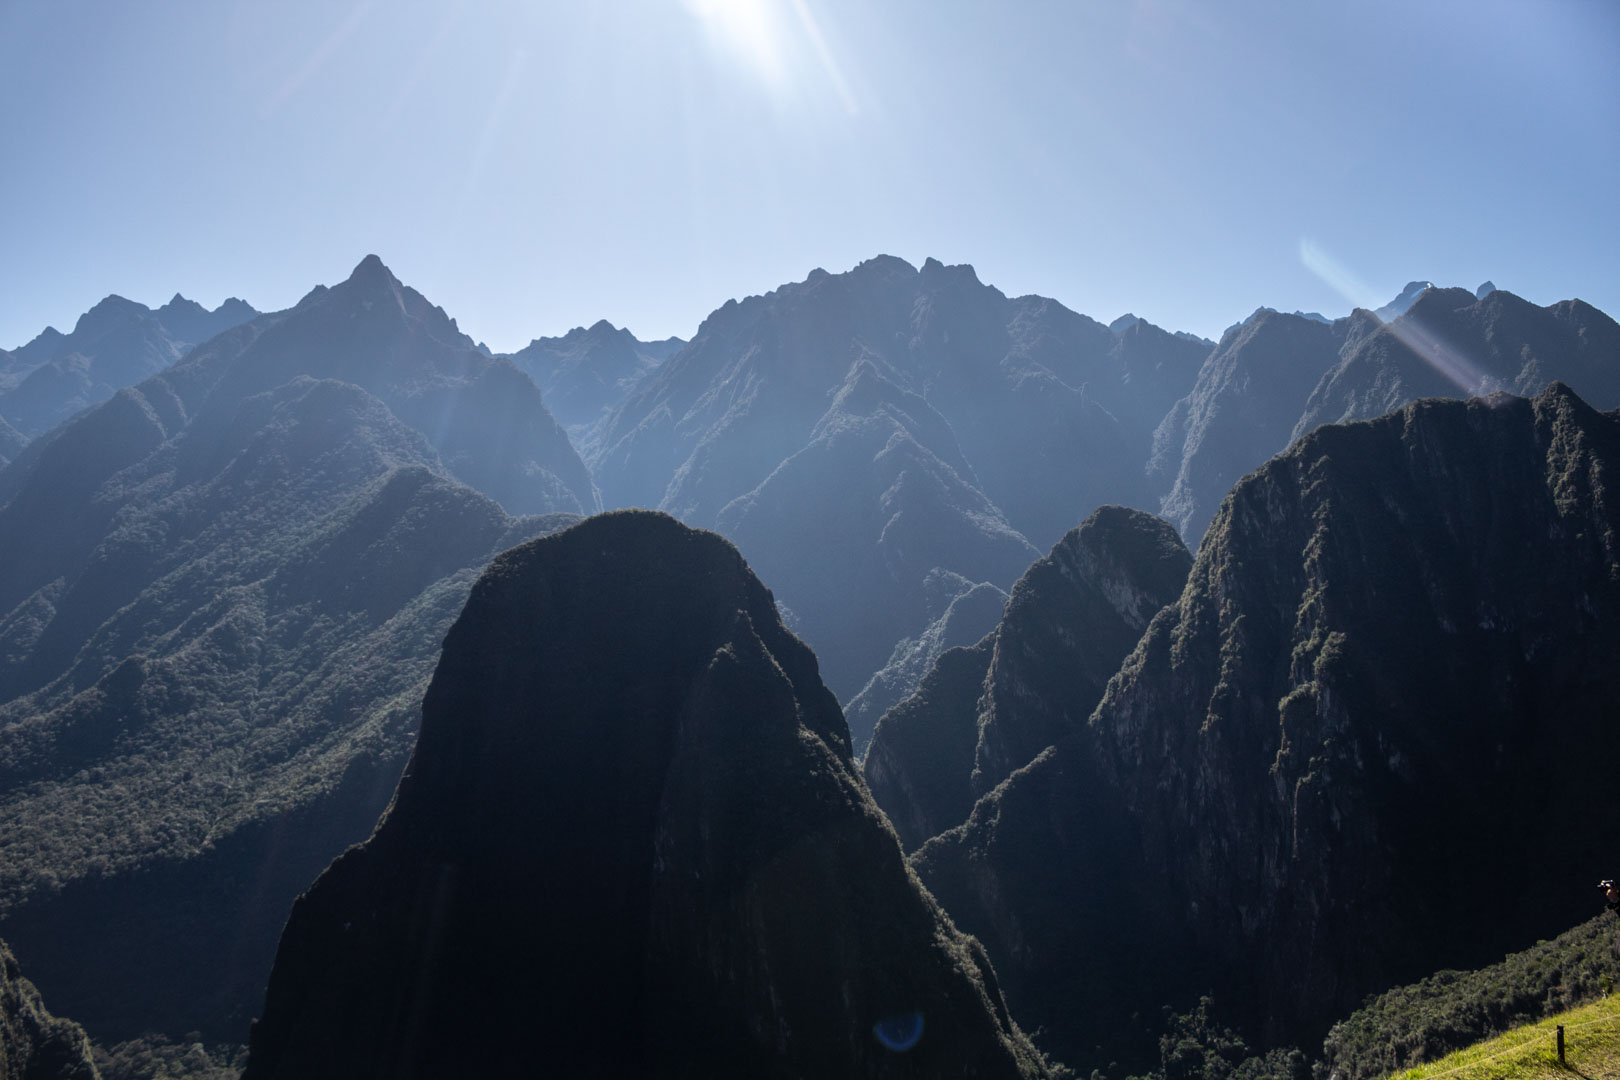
[{"xmin": 245, "ymin": 510, "xmax": 1050, "ymax": 1079}]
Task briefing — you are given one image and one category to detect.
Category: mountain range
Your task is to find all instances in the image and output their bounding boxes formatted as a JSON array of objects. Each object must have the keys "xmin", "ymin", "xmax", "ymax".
[
  {"xmin": 0, "ymin": 253, "xmax": 1615, "ymax": 1075},
  {"xmin": 1, "ymin": 293, "xmax": 258, "ymax": 442}
]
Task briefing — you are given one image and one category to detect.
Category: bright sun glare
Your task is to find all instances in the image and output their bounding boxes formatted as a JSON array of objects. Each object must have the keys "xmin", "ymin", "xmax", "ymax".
[{"xmin": 682, "ymin": 0, "xmax": 787, "ymax": 88}]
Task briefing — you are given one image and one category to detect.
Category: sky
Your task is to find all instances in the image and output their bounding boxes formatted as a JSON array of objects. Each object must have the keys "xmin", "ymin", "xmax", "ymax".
[{"xmin": 2, "ymin": 0, "xmax": 1617, "ymax": 352}]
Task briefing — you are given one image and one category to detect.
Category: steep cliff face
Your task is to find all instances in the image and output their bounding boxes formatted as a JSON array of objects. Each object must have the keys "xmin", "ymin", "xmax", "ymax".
[
  {"xmin": 864, "ymin": 506, "xmax": 1190, "ymax": 852},
  {"xmin": 0, "ymin": 937, "xmax": 99, "ymax": 1080},
  {"xmin": 915, "ymin": 385, "xmax": 1620, "ymax": 1070},
  {"xmin": 245, "ymin": 511, "xmax": 1051, "ymax": 1080}
]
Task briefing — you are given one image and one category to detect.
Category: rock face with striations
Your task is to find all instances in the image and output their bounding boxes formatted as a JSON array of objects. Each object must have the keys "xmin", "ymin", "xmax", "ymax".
[
  {"xmin": 914, "ymin": 384, "xmax": 1620, "ymax": 1072},
  {"xmin": 863, "ymin": 506, "xmax": 1191, "ymax": 852},
  {"xmin": 244, "ymin": 511, "xmax": 1051, "ymax": 1079}
]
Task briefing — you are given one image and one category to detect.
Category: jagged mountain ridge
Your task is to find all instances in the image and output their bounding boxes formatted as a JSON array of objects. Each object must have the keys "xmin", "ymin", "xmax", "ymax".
[
  {"xmin": 1153, "ymin": 285, "xmax": 1620, "ymax": 544},
  {"xmin": 589, "ymin": 255, "xmax": 1208, "ymax": 705},
  {"xmin": 913, "ymin": 383, "xmax": 1620, "ymax": 1072},
  {"xmin": 0, "ymin": 293, "xmax": 259, "ymax": 440},
  {"xmin": 244, "ymin": 511, "xmax": 1051, "ymax": 1079}
]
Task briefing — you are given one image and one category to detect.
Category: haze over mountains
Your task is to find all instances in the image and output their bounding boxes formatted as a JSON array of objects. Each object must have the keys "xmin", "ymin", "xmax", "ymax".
[
  {"xmin": 0, "ymin": 253, "xmax": 1616, "ymax": 1076},
  {"xmin": 0, "ymin": 293, "xmax": 258, "ymax": 443}
]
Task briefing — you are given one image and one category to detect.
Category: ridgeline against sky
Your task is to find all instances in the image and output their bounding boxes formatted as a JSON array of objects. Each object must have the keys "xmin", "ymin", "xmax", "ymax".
[{"xmin": 3, "ymin": 1, "xmax": 1616, "ymax": 354}]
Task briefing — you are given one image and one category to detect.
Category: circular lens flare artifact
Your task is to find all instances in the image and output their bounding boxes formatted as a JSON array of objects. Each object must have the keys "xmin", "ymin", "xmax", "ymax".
[{"xmin": 873, "ymin": 1010, "xmax": 924, "ymax": 1052}]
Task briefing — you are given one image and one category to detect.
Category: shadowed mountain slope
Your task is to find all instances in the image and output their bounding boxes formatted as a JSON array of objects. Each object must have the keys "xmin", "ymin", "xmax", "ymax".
[
  {"xmin": 864, "ymin": 506, "xmax": 1190, "ymax": 852},
  {"xmin": 914, "ymin": 384, "xmax": 1620, "ymax": 1073},
  {"xmin": 0, "ymin": 936, "xmax": 99, "ymax": 1080},
  {"xmin": 0, "ymin": 364, "xmax": 576, "ymax": 1044},
  {"xmin": 244, "ymin": 511, "xmax": 1051, "ymax": 1080},
  {"xmin": 841, "ymin": 577, "xmax": 1008, "ymax": 759}
]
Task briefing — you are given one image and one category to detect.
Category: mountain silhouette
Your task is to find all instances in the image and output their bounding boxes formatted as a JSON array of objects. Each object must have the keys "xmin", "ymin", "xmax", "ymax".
[{"xmin": 244, "ymin": 511, "xmax": 1051, "ymax": 1079}]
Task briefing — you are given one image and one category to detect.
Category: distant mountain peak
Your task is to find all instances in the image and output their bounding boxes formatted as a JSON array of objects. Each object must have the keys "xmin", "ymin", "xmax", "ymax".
[
  {"xmin": 1110, "ymin": 313, "xmax": 1141, "ymax": 334},
  {"xmin": 920, "ymin": 256, "xmax": 982, "ymax": 287},
  {"xmin": 1476, "ymin": 280, "xmax": 1497, "ymax": 299},
  {"xmin": 347, "ymin": 253, "xmax": 397, "ymax": 287},
  {"xmin": 73, "ymin": 294, "xmax": 149, "ymax": 336},
  {"xmin": 1375, "ymin": 280, "xmax": 1436, "ymax": 322}
]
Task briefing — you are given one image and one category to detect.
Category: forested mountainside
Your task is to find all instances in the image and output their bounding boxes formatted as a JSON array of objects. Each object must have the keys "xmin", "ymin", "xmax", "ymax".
[
  {"xmin": 863, "ymin": 505, "xmax": 1191, "ymax": 851},
  {"xmin": 0, "ymin": 260, "xmax": 587, "ymax": 1044},
  {"xmin": 1153, "ymin": 284, "xmax": 1620, "ymax": 544},
  {"xmin": 0, "ymin": 935, "xmax": 99, "ymax": 1080},
  {"xmin": 0, "ymin": 293, "xmax": 257, "ymax": 440},
  {"xmin": 244, "ymin": 512, "xmax": 1052, "ymax": 1080},
  {"xmin": 914, "ymin": 384, "xmax": 1620, "ymax": 1074}
]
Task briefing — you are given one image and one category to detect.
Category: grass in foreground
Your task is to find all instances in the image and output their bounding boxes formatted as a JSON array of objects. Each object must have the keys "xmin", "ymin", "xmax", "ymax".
[{"xmin": 1390, "ymin": 994, "xmax": 1620, "ymax": 1080}]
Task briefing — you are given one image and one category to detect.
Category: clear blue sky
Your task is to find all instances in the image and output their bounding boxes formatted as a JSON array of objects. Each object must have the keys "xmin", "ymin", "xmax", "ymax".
[{"xmin": 3, "ymin": 0, "xmax": 1617, "ymax": 351}]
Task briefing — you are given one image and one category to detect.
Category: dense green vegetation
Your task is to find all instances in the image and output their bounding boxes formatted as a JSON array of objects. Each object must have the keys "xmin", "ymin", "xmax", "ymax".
[
  {"xmin": 1385, "ymin": 994, "xmax": 1620, "ymax": 1080},
  {"xmin": 1318, "ymin": 914, "xmax": 1620, "ymax": 1080}
]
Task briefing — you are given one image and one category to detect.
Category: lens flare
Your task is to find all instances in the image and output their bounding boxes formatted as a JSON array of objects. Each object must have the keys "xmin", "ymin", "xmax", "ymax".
[
  {"xmin": 1298, "ymin": 237, "xmax": 1489, "ymax": 395},
  {"xmin": 873, "ymin": 1011, "xmax": 924, "ymax": 1052}
]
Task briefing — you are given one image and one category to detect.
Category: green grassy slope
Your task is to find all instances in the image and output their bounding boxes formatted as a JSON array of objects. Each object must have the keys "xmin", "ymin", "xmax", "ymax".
[
  {"xmin": 1319, "ymin": 915, "xmax": 1620, "ymax": 1080},
  {"xmin": 1387, "ymin": 994, "xmax": 1620, "ymax": 1080}
]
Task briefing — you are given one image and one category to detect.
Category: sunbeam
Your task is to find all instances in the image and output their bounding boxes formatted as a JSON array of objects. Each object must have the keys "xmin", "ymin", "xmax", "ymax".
[{"xmin": 1300, "ymin": 236, "xmax": 1489, "ymax": 395}]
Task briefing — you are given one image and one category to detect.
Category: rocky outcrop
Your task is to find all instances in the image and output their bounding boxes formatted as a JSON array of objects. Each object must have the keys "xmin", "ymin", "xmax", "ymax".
[
  {"xmin": 0, "ymin": 937, "xmax": 99, "ymax": 1080},
  {"xmin": 915, "ymin": 385, "xmax": 1620, "ymax": 1072},
  {"xmin": 244, "ymin": 511, "xmax": 1051, "ymax": 1079},
  {"xmin": 864, "ymin": 506, "xmax": 1191, "ymax": 852}
]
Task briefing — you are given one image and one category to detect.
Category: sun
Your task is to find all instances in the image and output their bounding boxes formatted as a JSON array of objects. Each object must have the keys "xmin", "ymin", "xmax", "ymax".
[{"xmin": 681, "ymin": 0, "xmax": 788, "ymax": 89}]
